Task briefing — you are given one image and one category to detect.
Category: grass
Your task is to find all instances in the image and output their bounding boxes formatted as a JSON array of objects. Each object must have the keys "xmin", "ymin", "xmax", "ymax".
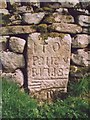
[{"xmin": 1, "ymin": 75, "xmax": 90, "ymax": 119}]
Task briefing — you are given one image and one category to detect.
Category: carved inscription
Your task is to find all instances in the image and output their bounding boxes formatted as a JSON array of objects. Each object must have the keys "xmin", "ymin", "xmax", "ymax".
[
  {"xmin": 28, "ymin": 33, "xmax": 71, "ymax": 95},
  {"xmin": 31, "ymin": 67, "xmax": 63, "ymax": 78}
]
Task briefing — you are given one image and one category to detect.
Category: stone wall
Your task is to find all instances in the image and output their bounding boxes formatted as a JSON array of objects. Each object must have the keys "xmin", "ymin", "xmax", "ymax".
[{"xmin": 0, "ymin": 1, "xmax": 90, "ymax": 100}]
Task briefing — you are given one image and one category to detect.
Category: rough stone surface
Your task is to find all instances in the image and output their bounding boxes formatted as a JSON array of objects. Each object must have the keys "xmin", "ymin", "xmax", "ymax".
[
  {"xmin": 0, "ymin": 26, "xmax": 36, "ymax": 35},
  {"xmin": 56, "ymin": 8, "xmax": 69, "ymax": 14},
  {"xmin": 1, "ymin": 69, "xmax": 24, "ymax": 86},
  {"xmin": 49, "ymin": 23, "xmax": 82, "ymax": 33},
  {"xmin": 13, "ymin": 69, "xmax": 24, "ymax": 86},
  {"xmin": 0, "ymin": 36, "xmax": 9, "ymax": 51},
  {"xmin": 9, "ymin": 37, "xmax": 26, "ymax": 53},
  {"xmin": 22, "ymin": 12, "xmax": 45, "ymax": 24},
  {"xmin": 44, "ymin": 13, "xmax": 74, "ymax": 23},
  {"xmin": 0, "ymin": 51, "xmax": 25, "ymax": 72},
  {"xmin": 78, "ymin": 15, "xmax": 90, "ymax": 27},
  {"xmin": 72, "ymin": 34, "xmax": 89, "ymax": 48},
  {"xmin": 17, "ymin": 6, "xmax": 33, "ymax": 13},
  {"xmin": 0, "ymin": 9, "xmax": 9, "ymax": 15},
  {"xmin": 9, "ymin": 14, "xmax": 22, "ymax": 25},
  {"xmin": 72, "ymin": 49, "xmax": 89, "ymax": 67},
  {"xmin": 27, "ymin": 32, "xmax": 71, "ymax": 100},
  {"xmin": 0, "ymin": 0, "xmax": 7, "ymax": 9},
  {"xmin": 58, "ymin": 0, "xmax": 79, "ymax": 8}
]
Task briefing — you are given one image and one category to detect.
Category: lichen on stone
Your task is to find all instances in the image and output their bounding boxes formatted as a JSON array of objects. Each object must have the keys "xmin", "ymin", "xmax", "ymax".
[
  {"xmin": 42, "ymin": 7, "xmax": 54, "ymax": 12},
  {"xmin": 37, "ymin": 24, "xmax": 47, "ymax": 33},
  {"xmin": 43, "ymin": 16, "xmax": 55, "ymax": 23},
  {"xmin": 41, "ymin": 32, "xmax": 66, "ymax": 41}
]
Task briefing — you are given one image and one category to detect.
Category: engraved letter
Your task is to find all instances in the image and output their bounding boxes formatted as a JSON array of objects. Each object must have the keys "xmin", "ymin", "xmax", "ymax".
[
  {"xmin": 50, "ymin": 67, "xmax": 56, "ymax": 76},
  {"xmin": 32, "ymin": 68, "xmax": 38, "ymax": 77},
  {"xmin": 43, "ymin": 68, "xmax": 50, "ymax": 76},
  {"xmin": 38, "ymin": 56, "xmax": 44, "ymax": 65},
  {"xmin": 53, "ymin": 42, "xmax": 60, "ymax": 52},
  {"xmin": 57, "ymin": 68, "xmax": 63, "ymax": 76},
  {"xmin": 33, "ymin": 56, "xmax": 38, "ymax": 65}
]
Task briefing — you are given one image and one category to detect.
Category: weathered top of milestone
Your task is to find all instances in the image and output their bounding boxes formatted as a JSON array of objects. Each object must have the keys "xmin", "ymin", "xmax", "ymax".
[{"xmin": 27, "ymin": 33, "xmax": 71, "ymax": 100}]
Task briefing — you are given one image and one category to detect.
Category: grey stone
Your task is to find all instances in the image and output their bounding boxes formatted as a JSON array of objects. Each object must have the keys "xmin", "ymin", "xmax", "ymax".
[
  {"xmin": 9, "ymin": 14, "xmax": 22, "ymax": 25},
  {"xmin": 0, "ymin": 0, "xmax": 7, "ymax": 9},
  {"xmin": 49, "ymin": 23, "xmax": 82, "ymax": 33},
  {"xmin": 27, "ymin": 32, "xmax": 71, "ymax": 100},
  {"xmin": 0, "ymin": 26, "xmax": 36, "ymax": 35},
  {"xmin": 44, "ymin": 13, "xmax": 74, "ymax": 23},
  {"xmin": 17, "ymin": 6, "xmax": 33, "ymax": 13},
  {"xmin": 9, "ymin": 37, "xmax": 26, "ymax": 53},
  {"xmin": 56, "ymin": 8, "xmax": 69, "ymax": 15},
  {"xmin": 13, "ymin": 69, "xmax": 24, "ymax": 86},
  {"xmin": 78, "ymin": 15, "xmax": 90, "ymax": 27},
  {"xmin": 9, "ymin": 0, "xmax": 21, "ymax": 6},
  {"xmin": 0, "ymin": 9, "xmax": 9, "ymax": 15},
  {"xmin": 58, "ymin": 0, "xmax": 79, "ymax": 8},
  {"xmin": 72, "ymin": 34, "xmax": 89, "ymax": 48},
  {"xmin": 0, "ymin": 51, "xmax": 25, "ymax": 72},
  {"xmin": 1, "ymin": 69, "xmax": 24, "ymax": 86},
  {"xmin": 22, "ymin": 12, "xmax": 45, "ymax": 24},
  {"xmin": 72, "ymin": 49, "xmax": 89, "ymax": 67}
]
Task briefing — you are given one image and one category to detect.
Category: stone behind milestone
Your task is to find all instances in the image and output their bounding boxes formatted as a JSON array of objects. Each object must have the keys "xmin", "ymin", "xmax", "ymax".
[
  {"xmin": 0, "ymin": 51, "xmax": 25, "ymax": 72},
  {"xmin": 9, "ymin": 37, "xmax": 26, "ymax": 53}
]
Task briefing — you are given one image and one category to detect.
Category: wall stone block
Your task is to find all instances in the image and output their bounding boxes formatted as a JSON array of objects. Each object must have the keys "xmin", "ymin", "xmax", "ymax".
[
  {"xmin": 71, "ymin": 49, "xmax": 89, "ymax": 67},
  {"xmin": 49, "ymin": 23, "xmax": 82, "ymax": 33},
  {"xmin": 9, "ymin": 37, "xmax": 26, "ymax": 53},
  {"xmin": 22, "ymin": 12, "xmax": 45, "ymax": 24},
  {"xmin": 0, "ymin": 0, "xmax": 7, "ymax": 9},
  {"xmin": 0, "ymin": 26, "xmax": 36, "ymax": 35},
  {"xmin": 77, "ymin": 15, "xmax": 90, "ymax": 27},
  {"xmin": 0, "ymin": 51, "xmax": 25, "ymax": 72},
  {"xmin": 72, "ymin": 34, "xmax": 89, "ymax": 48},
  {"xmin": 44, "ymin": 13, "xmax": 74, "ymax": 23}
]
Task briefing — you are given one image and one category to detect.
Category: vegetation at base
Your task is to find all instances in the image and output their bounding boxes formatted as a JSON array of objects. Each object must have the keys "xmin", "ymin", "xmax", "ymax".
[{"xmin": 2, "ymin": 75, "xmax": 90, "ymax": 119}]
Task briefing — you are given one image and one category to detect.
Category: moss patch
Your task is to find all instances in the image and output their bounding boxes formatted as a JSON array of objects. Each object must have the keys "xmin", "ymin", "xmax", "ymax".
[
  {"xmin": 43, "ymin": 16, "xmax": 55, "ymax": 23},
  {"xmin": 42, "ymin": 7, "xmax": 54, "ymax": 12},
  {"xmin": 41, "ymin": 32, "xmax": 66, "ymax": 40},
  {"xmin": 70, "ymin": 65, "xmax": 89, "ymax": 75},
  {"xmin": 37, "ymin": 24, "xmax": 47, "ymax": 33}
]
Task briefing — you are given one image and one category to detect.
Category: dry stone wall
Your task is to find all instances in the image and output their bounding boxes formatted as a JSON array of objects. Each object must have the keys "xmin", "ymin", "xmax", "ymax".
[{"xmin": 0, "ymin": 1, "xmax": 90, "ymax": 100}]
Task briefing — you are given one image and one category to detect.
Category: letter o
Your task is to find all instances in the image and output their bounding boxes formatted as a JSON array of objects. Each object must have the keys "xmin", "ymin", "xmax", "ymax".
[{"xmin": 53, "ymin": 42, "xmax": 60, "ymax": 52}]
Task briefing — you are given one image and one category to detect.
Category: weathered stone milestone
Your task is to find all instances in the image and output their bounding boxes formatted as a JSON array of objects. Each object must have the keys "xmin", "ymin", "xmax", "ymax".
[
  {"xmin": 27, "ymin": 33, "xmax": 71, "ymax": 100},
  {"xmin": 1, "ymin": 1, "xmax": 90, "ymax": 102}
]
